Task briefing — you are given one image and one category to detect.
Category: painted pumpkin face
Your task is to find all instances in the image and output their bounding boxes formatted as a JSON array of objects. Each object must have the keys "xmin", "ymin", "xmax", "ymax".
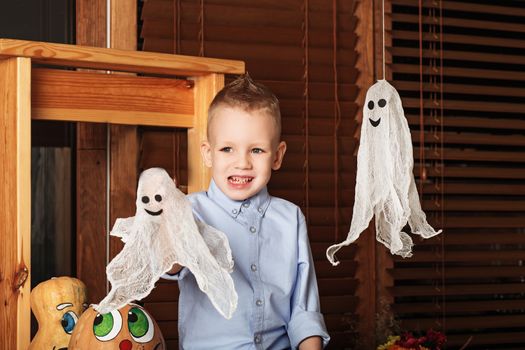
[
  {"xmin": 29, "ymin": 276, "xmax": 88, "ymax": 350},
  {"xmin": 69, "ymin": 304, "xmax": 166, "ymax": 350}
]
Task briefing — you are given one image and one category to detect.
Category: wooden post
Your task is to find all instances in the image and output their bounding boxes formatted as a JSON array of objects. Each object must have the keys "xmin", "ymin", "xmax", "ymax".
[
  {"xmin": 109, "ymin": 0, "xmax": 138, "ymax": 260},
  {"xmin": 75, "ymin": 0, "xmax": 108, "ymax": 305},
  {"xmin": 187, "ymin": 73, "xmax": 223, "ymax": 193},
  {"xmin": 0, "ymin": 57, "xmax": 32, "ymax": 350}
]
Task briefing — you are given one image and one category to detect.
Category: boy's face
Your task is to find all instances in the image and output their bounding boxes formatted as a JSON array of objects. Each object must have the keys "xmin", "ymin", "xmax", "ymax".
[{"xmin": 201, "ymin": 106, "xmax": 286, "ymax": 201}]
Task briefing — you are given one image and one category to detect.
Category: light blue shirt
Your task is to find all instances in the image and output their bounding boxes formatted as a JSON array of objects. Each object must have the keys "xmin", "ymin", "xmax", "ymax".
[{"xmin": 164, "ymin": 180, "xmax": 329, "ymax": 349}]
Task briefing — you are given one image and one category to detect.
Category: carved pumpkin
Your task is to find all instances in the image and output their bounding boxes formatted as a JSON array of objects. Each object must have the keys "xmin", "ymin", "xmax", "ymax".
[
  {"xmin": 29, "ymin": 276, "xmax": 88, "ymax": 350},
  {"xmin": 69, "ymin": 303, "xmax": 166, "ymax": 350}
]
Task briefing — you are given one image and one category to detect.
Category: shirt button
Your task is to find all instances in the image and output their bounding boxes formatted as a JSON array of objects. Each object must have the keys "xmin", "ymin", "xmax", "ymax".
[
  {"xmin": 250, "ymin": 226, "xmax": 256, "ymax": 233},
  {"xmin": 257, "ymin": 207, "xmax": 263, "ymax": 213},
  {"xmin": 256, "ymin": 299, "xmax": 263, "ymax": 306},
  {"xmin": 243, "ymin": 201, "xmax": 250, "ymax": 208},
  {"xmin": 254, "ymin": 334, "xmax": 262, "ymax": 344},
  {"xmin": 251, "ymin": 264, "xmax": 257, "ymax": 272},
  {"xmin": 232, "ymin": 209, "xmax": 238, "ymax": 214}
]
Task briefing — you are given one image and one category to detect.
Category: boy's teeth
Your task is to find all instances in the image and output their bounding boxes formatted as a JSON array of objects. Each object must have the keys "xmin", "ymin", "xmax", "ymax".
[{"xmin": 230, "ymin": 176, "xmax": 252, "ymax": 184}]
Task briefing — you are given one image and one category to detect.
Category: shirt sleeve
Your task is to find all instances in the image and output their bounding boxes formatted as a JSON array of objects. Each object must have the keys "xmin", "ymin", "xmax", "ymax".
[{"xmin": 287, "ymin": 211, "xmax": 330, "ymax": 349}]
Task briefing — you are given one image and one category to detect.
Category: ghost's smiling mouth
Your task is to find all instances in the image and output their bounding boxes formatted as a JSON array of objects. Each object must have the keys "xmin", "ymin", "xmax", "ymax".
[
  {"xmin": 145, "ymin": 208, "xmax": 163, "ymax": 216},
  {"xmin": 369, "ymin": 118, "xmax": 381, "ymax": 127}
]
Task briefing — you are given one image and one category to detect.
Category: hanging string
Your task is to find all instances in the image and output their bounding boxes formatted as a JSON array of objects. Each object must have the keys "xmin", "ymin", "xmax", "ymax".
[
  {"xmin": 438, "ymin": 0, "xmax": 446, "ymax": 334},
  {"xmin": 332, "ymin": 0, "xmax": 341, "ymax": 241},
  {"xmin": 418, "ymin": 0, "xmax": 426, "ymax": 198},
  {"xmin": 382, "ymin": 0, "xmax": 385, "ymax": 80},
  {"xmin": 302, "ymin": 0, "xmax": 310, "ymax": 222}
]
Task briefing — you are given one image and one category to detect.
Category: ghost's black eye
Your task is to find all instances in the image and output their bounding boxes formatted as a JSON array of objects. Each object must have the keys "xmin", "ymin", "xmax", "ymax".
[
  {"xmin": 141, "ymin": 196, "xmax": 150, "ymax": 204},
  {"xmin": 367, "ymin": 100, "xmax": 374, "ymax": 110},
  {"xmin": 155, "ymin": 194, "xmax": 162, "ymax": 202},
  {"xmin": 378, "ymin": 99, "xmax": 386, "ymax": 108}
]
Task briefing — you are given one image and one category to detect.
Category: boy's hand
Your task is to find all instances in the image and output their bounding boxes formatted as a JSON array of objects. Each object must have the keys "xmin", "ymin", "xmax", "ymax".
[
  {"xmin": 166, "ymin": 263, "xmax": 183, "ymax": 275},
  {"xmin": 298, "ymin": 336, "xmax": 322, "ymax": 350}
]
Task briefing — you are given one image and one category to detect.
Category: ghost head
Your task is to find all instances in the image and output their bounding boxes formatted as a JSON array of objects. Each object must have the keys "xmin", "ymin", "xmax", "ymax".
[{"xmin": 326, "ymin": 80, "xmax": 442, "ymax": 265}]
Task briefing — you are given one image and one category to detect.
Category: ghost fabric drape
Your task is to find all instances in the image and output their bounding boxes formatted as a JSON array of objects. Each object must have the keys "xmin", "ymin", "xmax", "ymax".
[
  {"xmin": 94, "ymin": 168, "xmax": 238, "ymax": 319},
  {"xmin": 326, "ymin": 80, "xmax": 442, "ymax": 266}
]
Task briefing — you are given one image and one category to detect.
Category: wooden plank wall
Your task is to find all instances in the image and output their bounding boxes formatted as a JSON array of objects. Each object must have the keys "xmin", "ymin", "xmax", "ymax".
[{"xmin": 75, "ymin": 0, "xmax": 138, "ymax": 305}]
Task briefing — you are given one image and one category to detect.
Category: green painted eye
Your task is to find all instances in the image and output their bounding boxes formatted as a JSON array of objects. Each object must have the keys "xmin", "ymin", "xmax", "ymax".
[
  {"xmin": 128, "ymin": 307, "xmax": 154, "ymax": 343},
  {"xmin": 93, "ymin": 310, "xmax": 122, "ymax": 341}
]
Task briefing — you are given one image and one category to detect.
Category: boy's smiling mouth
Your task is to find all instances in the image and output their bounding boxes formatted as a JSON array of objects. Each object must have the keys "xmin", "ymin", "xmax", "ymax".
[{"xmin": 228, "ymin": 176, "xmax": 253, "ymax": 185}]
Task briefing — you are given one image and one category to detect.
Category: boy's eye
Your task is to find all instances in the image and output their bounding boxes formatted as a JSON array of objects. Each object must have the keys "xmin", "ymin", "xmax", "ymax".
[
  {"xmin": 219, "ymin": 147, "xmax": 232, "ymax": 153},
  {"xmin": 252, "ymin": 148, "xmax": 264, "ymax": 154}
]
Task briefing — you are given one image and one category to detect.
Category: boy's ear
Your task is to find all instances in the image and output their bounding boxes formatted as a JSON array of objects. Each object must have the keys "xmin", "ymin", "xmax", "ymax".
[
  {"xmin": 272, "ymin": 141, "xmax": 287, "ymax": 170},
  {"xmin": 200, "ymin": 141, "xmax": 213, "ymax": 168}
]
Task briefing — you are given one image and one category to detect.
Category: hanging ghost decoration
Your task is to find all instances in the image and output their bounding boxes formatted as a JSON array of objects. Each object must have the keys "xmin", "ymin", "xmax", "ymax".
[
  {"xmin": 93, "ymin": 168, "xmax": 238, "ymax": 319},
  {"xmin": 326, "ymin": 80, "xmax": 442, "ymax": 265}
]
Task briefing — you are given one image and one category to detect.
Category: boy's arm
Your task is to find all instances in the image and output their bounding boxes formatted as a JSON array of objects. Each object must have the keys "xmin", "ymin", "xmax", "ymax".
[
  {"xmin": 298, "ymin": 336, "xmax": 323, "ymax": 350},
  {"xmin": 287, "ymin": 211, "xmax": 330, "ymax": 348}
]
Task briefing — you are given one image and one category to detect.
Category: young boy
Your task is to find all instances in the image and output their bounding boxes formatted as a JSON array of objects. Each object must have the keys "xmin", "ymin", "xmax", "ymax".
[{"xmin": 165, "ymin": 74, "xmax": 329, "ymax": 349}]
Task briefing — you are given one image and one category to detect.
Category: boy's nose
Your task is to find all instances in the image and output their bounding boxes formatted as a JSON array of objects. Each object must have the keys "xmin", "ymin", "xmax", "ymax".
[{"xmin": 235, "ymin": 153, "xmax": 252, "ymax": 169}]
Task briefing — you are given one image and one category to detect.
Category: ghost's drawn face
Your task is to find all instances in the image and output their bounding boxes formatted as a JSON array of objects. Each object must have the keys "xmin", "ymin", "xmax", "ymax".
[
  {"xmin": 69, "ymin": 304, "xmax": 166, "ymax": 350},
  {"xmin": 367, "ymin": 97, "xmax": 387, "ymax": 127},
  {"xmin": 136, "ymin": 172, "xmax": 171, "ymax": 218}
]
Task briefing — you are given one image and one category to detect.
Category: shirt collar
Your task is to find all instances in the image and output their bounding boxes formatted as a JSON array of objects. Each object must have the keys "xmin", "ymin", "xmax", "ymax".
[{"xmin": 207, "ymin": 180, "xmax": 271, "ymax": 219}]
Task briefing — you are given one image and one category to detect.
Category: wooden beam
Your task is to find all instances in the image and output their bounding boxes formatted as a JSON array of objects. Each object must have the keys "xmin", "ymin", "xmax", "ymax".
[
  {"xmin": 0, "ymin": 57, "xmax": 32, "ymax": 350},
  {"xmin": 75, "ymin": 0, "xmax": 108, "ymax": 306},
  {"xmin": 31, "ymin": 68, "xmax": 194, "ymax": 126},
  {"xmin": 0, "ymin": 38, "xmax": 245, "ymax": 76},
  {"xmin": 187, "ymin": 74, "xmax": 223, "ymax": 193},
  {"xmin": 109, "ymin": 0, "xmax": 138, "ymax": 262}
]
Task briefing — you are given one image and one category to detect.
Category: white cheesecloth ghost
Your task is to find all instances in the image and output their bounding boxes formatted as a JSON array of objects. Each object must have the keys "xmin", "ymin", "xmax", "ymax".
[
  {"xmin": 94, "ymin": 168, "xmax": 238, "ymax": 319},
  {"xmin": 326, "ymin": 80, "xmax": 442, "ymax": 265}
]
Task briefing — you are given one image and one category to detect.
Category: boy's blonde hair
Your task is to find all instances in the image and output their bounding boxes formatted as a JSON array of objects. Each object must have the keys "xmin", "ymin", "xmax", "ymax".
[{"xmin": 207, "ymin": 73, "xmax": 281, "ymax": 140}]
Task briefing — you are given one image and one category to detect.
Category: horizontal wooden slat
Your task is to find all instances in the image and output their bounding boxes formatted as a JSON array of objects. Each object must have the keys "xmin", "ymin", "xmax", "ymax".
[
  {"xmin": 392, "ymin": 13, "xmax": 525, "ymax": 34},
  {"xmin": 395, "ymin": 80, "xmax": 525, "ymax": 98},
  {"xmin": 412, "ymin": 132, "xmax": 525, "ymax": 147},
  {"xmin": 391, "ymin": 63, "xmax": 525, "ymax": 82},
  {"xmin": 390, "ymin": 266, "xmax": 525, "ymax": 280},
  {"xmin": 393, "ymin": 299, "xmax": 525, "ymax": 314},
  {"xmin": 424, "ymin": 232, "xmax": 525, "ymax": 245},
  {"xmin": 446, "ymin": 331, "xmax": 525, "ymax": 348},
  {"xmin": 423, "ymin": 199, "xmax": 525, "ymax": 211},
  {"xmin": 391, "ymin": 47, "xmax": 525, "ymax": 66},
  {"xmin": 393, "ymin": 30, "xmax": 525, "ymax": 50},
  {"xmin": 441, "ymin": 216, "xmax": 525, "ymax": 228},
  {"xmin": 321, "ymin": 295, "xmax": 358, "ymax": 314},
  {"xmin": 396, "ymin": 250, "xmax": 525, "ymax": 263},
  {"xmin": 0, "ymin": 38, "xmax": 244, "ymax": 75},
  {"xmin": 407, "ymin": 115, "xmax": 525, "ymax": 131},
  {"xmin": 415, "ymin": 165, "xmax": 525, "ymax": 180},
  {"xmin": 417, "ymin": 148, "xmax": 525, "ymax": 163},
  {"xmin": 392, "ymin": 283, "xmax": 525, "ymax": 297},
  {"xmin": 400, "ymin": 314, "xmax": 525, "ymax": 330},
  {"xmin": 403, "ymin": 97, "xmax": 525, "ymax": 114},
  {"xmin": 318, "ymin": 278, "xmax": 358, "ymax": 296},
  {"xmin": 421, "ymin": 183, "xmax": 525, "ymax": 196},
  {"xmin": 393, "ymin": 0, "xmax": 525, "ymax": 18},
  {"xmin": 32, "ymin": 68, "xmax": 194, "ymax": 126}
]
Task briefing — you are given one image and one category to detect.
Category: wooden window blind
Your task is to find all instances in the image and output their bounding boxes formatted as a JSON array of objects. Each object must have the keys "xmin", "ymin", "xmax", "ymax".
[
  {"xmin": 140, "ymin": 0, "xmax": 359, "ymax": 348},
  {"xmin": 387, "ymin": 0, "xmax": 525, "ymax": 348}
]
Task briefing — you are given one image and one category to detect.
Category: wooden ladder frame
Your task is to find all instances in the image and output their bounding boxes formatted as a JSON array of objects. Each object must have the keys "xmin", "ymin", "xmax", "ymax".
[{"xmin": 0, "ymin": 38, "xmax": 244, "ymax": 349}]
